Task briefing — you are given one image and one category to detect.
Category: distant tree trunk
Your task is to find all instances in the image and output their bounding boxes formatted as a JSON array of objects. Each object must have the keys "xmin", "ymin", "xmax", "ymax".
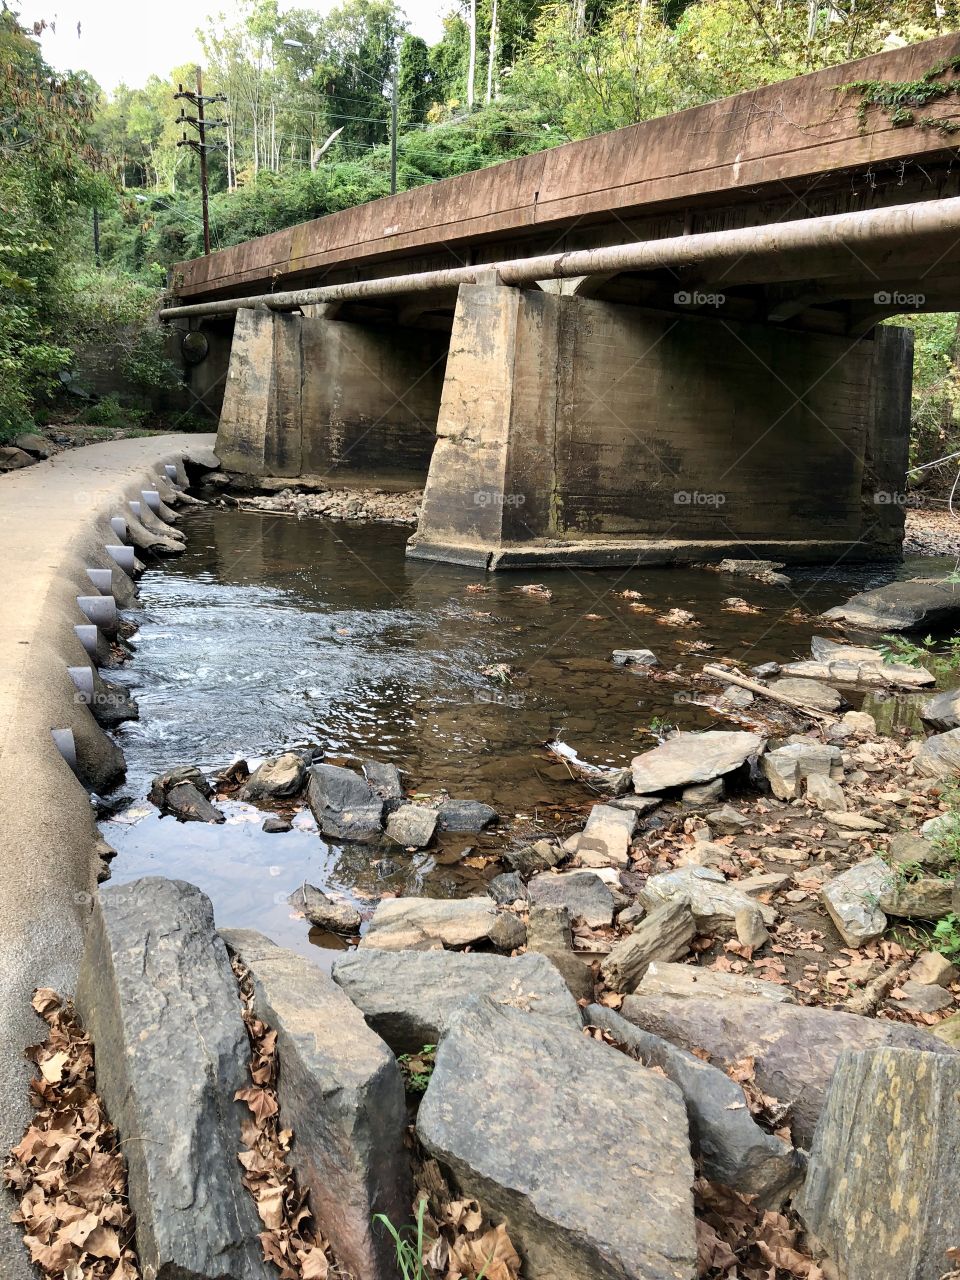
[
  {"xmin": 467, "ymin": 0, "xmax": 477, "ymax": 109},
  {"xmin": 485, "ymin": 0, "xmax": 498, "ymax": 104}
]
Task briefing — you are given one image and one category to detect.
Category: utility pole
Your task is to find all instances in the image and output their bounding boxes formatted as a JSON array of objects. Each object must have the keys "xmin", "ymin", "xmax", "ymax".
[
  {"xmin": 175, "ymin": 68, "xmax": 228, "ymax": 257},
  {"xmin": 390, "ymin": 71, "xmax": 398, "ymax": 195}
]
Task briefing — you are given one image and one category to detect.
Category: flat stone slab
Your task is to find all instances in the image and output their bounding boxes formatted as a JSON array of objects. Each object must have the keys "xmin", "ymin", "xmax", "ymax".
[
  {"xmin": 76, "ymin": 879, "xmax": 270, "ymax": 1280},
  {"xmin": 823, "ymin": 576, "xmax": 960, "ymax": 631},
  {"xmin": 631, "ymin": 731, "xmax": 764, "ymax": 794},
  {"xmin": 797, "ymin": 1047, "xmax": 960, "ymax": 1280},
  {"xmin": 417, "ymin": 996, "xmax": 697, "ymax": 1280},
  {"xmin": 619, "ymin": 993, "xmax": 955, "ymax": 1147},
  {"xmin": 821, "ymin": 857, "xmax": 892, "ymax": 946},
  {"xmin": 769, "ymin": 677, "xmax": 842, "ymax": 710},
  {"xmin": 331, "ymin": 948, "xmax": 582, "ymax": 1053},
  {"xmin": 781, "ymin": 657, "xmax": 934, "ymax": 689},
  {"xmin": 587, "ymin": 1004, "xmax": 801, "ymax": 1206},
  {"xmin": 221, "ymin": 930, "xmax": 409, "ymax": 1280},
  {"xmin": 637, "ymin": 960, "xmax": 796, "ymax": 1003},
  {"xmin": 358, "ymin": 896, "xmax": 526, "ymax": 952},
  {"xmin": 527, "ymin": 870, "xmax": 615, "ymax": 927},
  {"xmin": 306, "ymin": 763, "xmax": 383, "ymax": 842},
  {"xmin": 436, "ymin": 798, "xmax": 498, "ymax": 831},
  {"xmin": 577, "ymin": 803, "xmax": 637, "ymax": 867}
]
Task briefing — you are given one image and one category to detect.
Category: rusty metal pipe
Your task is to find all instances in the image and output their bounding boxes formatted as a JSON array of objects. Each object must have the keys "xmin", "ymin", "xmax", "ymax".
[{"xmin": 158, "ymin": 196, "xmax": 960, "ymax": 320}]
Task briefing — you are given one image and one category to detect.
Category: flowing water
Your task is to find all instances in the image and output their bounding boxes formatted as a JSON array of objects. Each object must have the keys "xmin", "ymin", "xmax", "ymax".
[{"xmin": 101, "ymin": 506, "xmax": 950, "ymax": 962}]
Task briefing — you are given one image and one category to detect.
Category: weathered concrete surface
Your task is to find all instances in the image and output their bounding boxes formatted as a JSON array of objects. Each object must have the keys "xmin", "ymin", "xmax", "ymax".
[
  {"xmin": 216, "ymin": 307, "xmax": 446, "ymax": 479},
  {"xmin": 76, "ymin": 880, "xmax": 269, "ymax": 1280},
  {"xmin": 417, "ymin": 995, "xmax": 697, "ymax": 1280},
  {"xmin": 221, "ymin": 930, "xmax": 410, "ymax": 1280},
  {"xmin": 0, "ymin": 433, "xmax": 216, "ymax": 1279},
  {"xmin": 173, "ymin": 37, "xmax": 960, "ymax": 302},
  {"xmin": 407, "ymin": 286, "xmax": 911, "ymax": 569},
  {"xmin": 797, "ymin": 1047, "xmax": 960, "ymax": 1280}
]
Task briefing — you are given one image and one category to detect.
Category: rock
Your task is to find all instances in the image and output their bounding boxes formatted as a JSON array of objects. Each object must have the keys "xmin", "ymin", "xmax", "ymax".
[
  {"xmin": 331, "ymin": 949, "xmax": 582, "ymax": 1053},
  {"xmin": 769, "ymin": 677, "xmax": 843, "ymax": 711},
  {"xmin": 751, "ymin": 661, "xmax": 781, "ymax": 678},
  {"xmin": 675, "ymin": 839, "xmax": 732, "ymax": 869},
  {"xmin": 682, "ymin": 778, "xmax": 724, "ymax": 805},
  {"xmin": 288, "ymin": 883, "xmax": 361, "ymax": 933},
  {"xmin": 781, "ymin": 657, "xmax": 934, "ymax": 689},
  {"xmin": 486, "ymin": 871, "xmax": 527, "ymax": 905},
  {"xmin": 820, "ymin": 857, "xmax": 891, "ymax": 945},
  {"xmin": 221, "ymin": 931, "xmax": 408, "ymax": 1279},
  {"xmin": 823, "ymin": 810, "xmax": 885, "ymax": 831},
  {"xmin": 576, "ymin": 803, "xmax": 637, "ymax": 867},
  {"xmin": 760, "ymin": 742, "xmax": 842, "ymax": 800},
  {"xmin": 586, "ymin": 1004, "xmax": 802, "ymax": 1206},
  {"xmin": 306, "ymin": 763, "xmax": 383, "ymax": 842},
  {"xmin": 76, "ymin": 880, "xmax": 270, "ymax": 1279},
  {"xmin": 823, "ymin": 575, "xmax": 960, "ymax": 631},
  {"xmin": 640, "ymin": 866, "xmax": 773, "ymax": 938},
  {"xmin": 810, "ymin": 636, "xmax": 883, "ymax": 665},
  {"xmin": 910, "ymin": 950, "xmax": 958, "ymax": 986},
  {"xmin": 362, "ymin": 760, "xmax": 404, "ymax": 809},
  {"xmin": 932, "ymin": 1012, "xmax": 960, "ymax": 1046},
  {"xmin": 611, "ymin": 648, "xmax": 659, "ymax": 667},
  {"xmin": 417, "ymin": 996, "xmax": 697, "ymax": 1280},
  {"xmin": 619, "ymin": 994, "xmax": 956, "ymax": 1147},
  {"xmin": 262, "ymin": 815, "xmax": 291, "ymax": 833},
  {"xmin": 149, "ymin": 765, "xmax": 225, "ymax": 824},
  {"xmin": 891, "ymin": 830, "xmax": 956, "ymax": 875},
  {"xmin": 707, "ymin": 805, "xmax": 752, "ymax": 834},
  {"xmin": 631, "ymin": 730, "xmax": 764, "ymax": 794},
  {"xmin": 384, "ymin": 803, "xmax": 438, "ymax": 848},
  {"xmin": 796, "ymin": 1047, "xmax": 960, "ymax": 1280},
  {"xmin": 921, "ymin": 812, "xmax": 958, "ymax": 840},
  {"xmin": 832, "ymin": 709, "xmax": 877, "ymax": 738},
  {"xmin": 735, "ymin": 907, "xmax": 770, "ymax": 950},
  {"xmin": 609, "ymin": 794, "xmax": 661, "ymax": 816},
  {"xmin": 358, "ymin": 896, "xmax": 525, "ymax": 952},
  {"xmin": 525, "ymin": 906, "xmax": 596, "ymax": 1001},
  {"xmin": 891, "ymin": 979, "xmax": 955, "ymax": 1013},
  {"xmin": 0, "ymin": 445, "xmax": 35, "ymax": 471},
  {"xmin": 719, "ymin": 684, "xmax": 755, "ymax": 709},
  {"xmin": 503, "ymin": 839, "xmax": 562, "ymax": 876},
  {"xmin": 805, "ymin": 773, "xmax": 846, "ymax": 812},
  {"xmin": 879, "ymin": 876, "xmax": 954, "ymax": 919},
  {"xmin": 914, "ymin": 727, "xmax": 960, "ymax": 778},
  {"xmin": 12, "ymin": 430, "xmax": 51, "ymax": 457},
  {"xmin": 920, "ymin": 687, "xmax": 960, "ymax": 732},
  {"xmin": 436, "ymin": 798, "xmax": 498, "ymax": 831},
  {"xmin": 527, "ymin": 870, "xmax": 615, "ymax": 927},
  {"xmin": 716, "ymin": 558, "xmax": 790, "ymax": 587},
  {"xmin": 636, "ymin": 960, "xmax": 795, "ymax": 1003},
  {"xmin": 600, "ymin": 902, "xmax": 697, "ymax": 993},
  {"xmin": 240, "ymin": 751, "xmax": 306, "ymax": 802}
]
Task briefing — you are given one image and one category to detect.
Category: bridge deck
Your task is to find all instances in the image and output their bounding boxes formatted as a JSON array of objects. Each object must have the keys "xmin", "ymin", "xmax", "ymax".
[{"xmin": 173, "ymin": 35, "xmax": 960, "ymax": 303}]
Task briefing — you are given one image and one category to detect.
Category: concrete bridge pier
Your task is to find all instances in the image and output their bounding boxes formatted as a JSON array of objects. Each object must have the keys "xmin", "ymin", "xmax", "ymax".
[
  {"xmin": 216, "ymin": 306, "xmax": 447, "ymax": 483},
  {"xmin": 406, "ymin": 281, "xmax": 913, "ymax": 569}
]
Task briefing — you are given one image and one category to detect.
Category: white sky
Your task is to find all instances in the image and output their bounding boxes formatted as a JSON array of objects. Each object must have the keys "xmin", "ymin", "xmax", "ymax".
[{"xmin": 36, "ymin": 0, "xmax": 451, "ymax": 91}]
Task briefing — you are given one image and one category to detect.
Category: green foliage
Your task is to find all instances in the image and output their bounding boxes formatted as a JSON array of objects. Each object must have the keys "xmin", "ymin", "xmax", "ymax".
[
  {"xmin": 373, "ymin": 1198, "xmax": 431, "ymax": 1280},
  {"xmin": 396, "ymin": 1044, "xmax": 436, "ymax": 1094},
  {"xmin": 879, "ymin": 633, "xmax": 960, "ymax": 675},
  {"xmin": 932, "ymin": 912, "xmax": 960, "ymax": 961},
  {"xmin": 77, "ymin": 394, "xmax": 148, "ymax": 429},
  {"xmin": 841, "ymin": 54, "xmax": 960, "ymax": 131},
  {"xmin": 398, "ymin": 34, "xmax": 432, "ymax": 127}
]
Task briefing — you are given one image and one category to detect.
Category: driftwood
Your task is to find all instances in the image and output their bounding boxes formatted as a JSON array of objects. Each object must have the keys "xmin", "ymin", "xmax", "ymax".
[
  {"xmin": 703, "ymin": 664, "xmax": 835, "ymax": 724},
  {"xmin": 600, "ymin": 902, "xmax": 696, "ymax": 994}
]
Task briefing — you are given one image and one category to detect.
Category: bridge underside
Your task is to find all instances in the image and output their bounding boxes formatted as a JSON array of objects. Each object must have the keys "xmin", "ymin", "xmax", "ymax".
[{"xmin": 215, "ymin": 281, "xmax": 911, "ymax": 569}]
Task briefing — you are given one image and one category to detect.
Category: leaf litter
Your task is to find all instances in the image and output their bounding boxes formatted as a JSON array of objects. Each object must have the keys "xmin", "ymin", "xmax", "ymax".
[{"xmin": 3, "ymin": 988, "xmax": 141, "ymax": 1280}]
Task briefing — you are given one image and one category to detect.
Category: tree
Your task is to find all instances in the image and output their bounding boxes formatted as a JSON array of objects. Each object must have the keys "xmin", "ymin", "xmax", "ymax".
[{"xmin": 398, "ymin": 34, "xmax": 431, "ymax": 126}]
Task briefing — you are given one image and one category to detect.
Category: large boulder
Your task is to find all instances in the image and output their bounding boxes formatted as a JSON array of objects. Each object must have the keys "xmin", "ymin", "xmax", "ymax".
[
  {"xmin": 920, "ymin": 687, "xmax": 960, "ymax": 732},
  {"xmin": 823, "ymin": 577, "xmax": 960, "ymax": 631},
  {"xmin": 306, "ymin": 763, "xmax": 384, "ymax": 842},
  {"xmin": 221, "ymin": 930, "xmax": 410, "ymax": 1280},
  {"xmin": 914, "ymin": 727, "xmax": 960, "ymax": 779},
  {"xmin": 631, "ymin": 731, "xmax": 764, "ymax": 794},
  {"xmin": 358, "ymin": 896, "xmax": 525, "ymax": 952},
  {"xmin": 797, "ymin": 1047, "xmax": 960, "ymax": 1280},
  {"xmin": 331, "ymin": 948, "xmax": 582, "ymax": 1053},
  {"xmin": 417, "ymin": 996, "xmax": 697, "ymax": 1280},
  {"xmin": 587, "ymin": 1005, "xmax": 802, "ymax": 1206},
  {"xmin": 527, "ymin": 870, "xmax": 615, "ymax": 927},
  {"xmin": 618, "ymin": 993, "xmax": 956, "ymax": 1147},
  {"xmin": 240, "ymin": 751, "xmax": 306, "ymax": 802},
  {"xmin": 820, "ymin": 857, "xmax": 891, "ymax": 946},
  {"xmin": 75, "ymin": 879, "xmax": 270, "ymax": 1280}
]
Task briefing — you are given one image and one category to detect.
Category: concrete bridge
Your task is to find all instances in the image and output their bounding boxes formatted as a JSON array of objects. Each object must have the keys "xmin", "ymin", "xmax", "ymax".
[{"xmin": 165, "ymin": 34, "xmax": 960, "ymax": 568}]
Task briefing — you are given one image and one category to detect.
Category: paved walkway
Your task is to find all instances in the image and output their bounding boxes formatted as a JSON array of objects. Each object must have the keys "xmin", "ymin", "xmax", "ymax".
[{"xmin": 0, "ymin": 434, "xmax": 216, "ymax": 1276}]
